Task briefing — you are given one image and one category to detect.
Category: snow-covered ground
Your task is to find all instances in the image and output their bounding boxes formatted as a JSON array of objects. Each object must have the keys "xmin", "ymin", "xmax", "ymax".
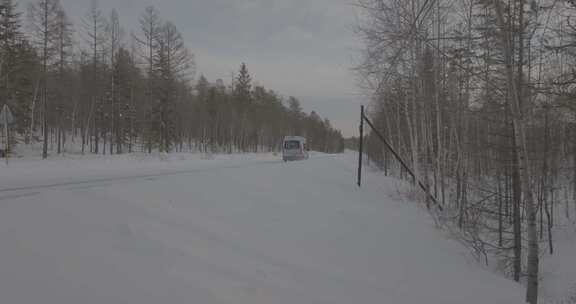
[
  {"xmin": 541, "ymin": 216, "xmax": 576, "ymax": 303},
  {"xmin": 0, "ymin": 152, "xmax": 525, "ymax": 304}
]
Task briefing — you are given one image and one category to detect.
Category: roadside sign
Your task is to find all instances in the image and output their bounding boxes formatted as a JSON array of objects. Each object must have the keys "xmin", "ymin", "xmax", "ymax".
[{"xmin": 0, "ymin": 104, "xmax": 14, "ymax": 125}]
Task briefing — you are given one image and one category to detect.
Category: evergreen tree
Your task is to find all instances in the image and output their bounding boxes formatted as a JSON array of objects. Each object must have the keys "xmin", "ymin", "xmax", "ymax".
[
  {"xmin": 235, "ymin": 63, "xmax": 252, "ymax": 109},
  {"xmin": 234, "ymin": 62, "xmax": 252, "ymax": 150},
  {"xmin": 0, "ymin": 0, "xmax": 22, "ymax": 96},
  {"xmin": 28, "ymin": 0, "xmax": 62, "ymax": 158}
]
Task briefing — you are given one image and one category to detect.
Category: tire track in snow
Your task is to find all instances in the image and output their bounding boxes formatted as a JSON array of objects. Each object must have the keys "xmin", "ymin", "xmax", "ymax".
[
  {"xmin": 0, "ymin": 159, "xmax": 284, "ymax": 194},
  {"xmin": 0, "ymin": 192, "xmax": 42, "ymax": 201}
]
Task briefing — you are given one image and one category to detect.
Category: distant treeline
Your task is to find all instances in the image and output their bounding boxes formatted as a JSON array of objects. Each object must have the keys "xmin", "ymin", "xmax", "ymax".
[{"xmin": 0, "ymin": 0, "xmax": 344, "ymax": 156}]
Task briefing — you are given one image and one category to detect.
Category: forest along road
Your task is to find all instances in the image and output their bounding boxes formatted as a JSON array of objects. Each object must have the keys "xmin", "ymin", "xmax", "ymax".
[{"xmin": 0, "ymin": 153, "xmax": 524, "ymax": 304}]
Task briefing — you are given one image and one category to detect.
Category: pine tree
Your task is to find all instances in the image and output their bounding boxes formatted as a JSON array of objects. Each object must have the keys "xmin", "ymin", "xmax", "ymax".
[
  {"xmin": 81, "ymin": 0, "xmax": 107, "ymax": 154},
  {"xmin": 112, "ymin": 47, "xmax": 138, "ymax": 154},
  {"xmin": 136, "ymin": 6, "xmax": 161, "ymax": 153},
  {"xmin": 234, "ymin": 63, "xmax": 252, "ymax": 150},
  {"xmin": 28, "ymin": 0, "xmax": 62, "ymax": 159},
  {"xmin": 235, "ymin": 63, "xmax": 252, "ymax": 109},
  {"xmin": 54, "ymin": 8, "xmax": 72, "ymax": 154},
  {"xmin": 287, "ymin": 96, "xmax": 303, "ymax": 135},
  {"xmin": 0, "ymin": 0, "xmax": 32, "ymax": 135},
  {"xmin": 152, "ymin": 21, "xmax": 193, "ymax": 152},
  {"xmin": 107, "ymin": 8, "xmax": 122, "ymax": 154},
  {"xmin": 0, "ymin": 0, "xmax": 22, "ymax": 97}
]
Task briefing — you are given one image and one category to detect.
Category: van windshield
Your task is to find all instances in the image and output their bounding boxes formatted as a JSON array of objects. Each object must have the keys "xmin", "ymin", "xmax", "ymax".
[{"xmin": 284, "ymin": 140, "xmax": 301, "ymax": 150}]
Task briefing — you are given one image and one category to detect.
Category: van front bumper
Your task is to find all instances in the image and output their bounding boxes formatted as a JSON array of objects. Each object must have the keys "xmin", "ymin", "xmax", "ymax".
[{"xmin": 283, "ymin": 155, "xmax": 307, "ymax": 161}]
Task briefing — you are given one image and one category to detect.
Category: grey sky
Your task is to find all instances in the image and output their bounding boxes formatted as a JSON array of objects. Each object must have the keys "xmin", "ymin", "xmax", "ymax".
[{"xmin": 23, "ymin": 0, "xmax": 365, "ymax": 136}]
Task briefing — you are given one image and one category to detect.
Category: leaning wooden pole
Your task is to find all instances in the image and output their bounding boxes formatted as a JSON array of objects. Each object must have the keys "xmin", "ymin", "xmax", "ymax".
[
  {"xmin": 362, "ymin": 112, "xmax": 442, "ymax": 211},
  {"xmin": 358, "ymin": 105, "xmax": 364, "ymax": 187}
]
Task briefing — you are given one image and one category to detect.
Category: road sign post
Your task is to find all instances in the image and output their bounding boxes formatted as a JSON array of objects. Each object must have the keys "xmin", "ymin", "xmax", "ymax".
[{"xmin": 1, "ymin": 104, "xmax": 14, "ymax": 164}]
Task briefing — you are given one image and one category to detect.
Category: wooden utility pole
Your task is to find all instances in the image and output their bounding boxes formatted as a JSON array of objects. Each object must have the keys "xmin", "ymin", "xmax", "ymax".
[{"xmin": 358, "ymin": 105, "xmax": 364, "ymax": 187}]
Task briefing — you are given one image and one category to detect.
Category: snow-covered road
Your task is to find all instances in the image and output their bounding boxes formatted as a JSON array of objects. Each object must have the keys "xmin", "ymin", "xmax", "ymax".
[{"xmin": 0, "ymin": 153, "xmax": 524, "ymax": 304}]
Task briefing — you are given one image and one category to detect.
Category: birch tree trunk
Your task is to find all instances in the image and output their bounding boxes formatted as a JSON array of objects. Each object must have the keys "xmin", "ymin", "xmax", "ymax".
[{"xmin": 492, "ymin": 1, "xmax": 539, "ymax": 302}]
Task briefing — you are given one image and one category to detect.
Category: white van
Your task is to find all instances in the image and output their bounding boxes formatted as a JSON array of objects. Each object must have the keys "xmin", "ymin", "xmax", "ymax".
[{"xmin": 282, "ymin": 136, "xmax": 309, "ymax": 162}]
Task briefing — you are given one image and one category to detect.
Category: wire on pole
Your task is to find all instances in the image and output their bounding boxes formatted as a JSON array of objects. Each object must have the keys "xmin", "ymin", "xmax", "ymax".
[{"xmin": 359, "ymin": 107, "xmax": 443, "ymax": 211}]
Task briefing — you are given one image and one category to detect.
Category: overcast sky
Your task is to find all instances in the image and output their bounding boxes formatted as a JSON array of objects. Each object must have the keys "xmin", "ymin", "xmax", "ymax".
[{"xmin": 22, "ymin": 0, "xmax": 365, "ymax": 136}]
